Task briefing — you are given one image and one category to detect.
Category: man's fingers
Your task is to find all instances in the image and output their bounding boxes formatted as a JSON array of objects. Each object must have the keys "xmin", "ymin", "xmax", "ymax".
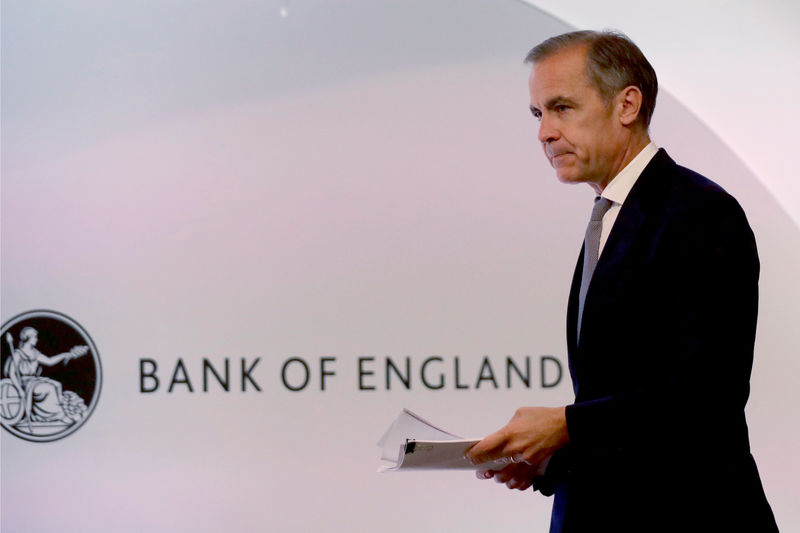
[
  {"xmin": 492, "ymin": 463, "xmax": 537, "ymax": 490},
  {"xmin": 466, "ymin": 431, "xmax": 510, "ymax": 465},
  {"xmin": 475, "ymin": 469, "xmax": 494, "ymax": 480},
  {"xmin": 492, "ymin": 463, "xmax": 518, "ymax": 484},
  {"xmin": 510, "ymin": 477, "xmax": 533, "ymax": 491}
]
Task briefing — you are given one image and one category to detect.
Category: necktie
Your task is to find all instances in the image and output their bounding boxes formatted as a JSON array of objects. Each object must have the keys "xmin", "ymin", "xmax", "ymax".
[{"xmin": 577, "ymin": 196, "xmax": 613, "ymax": 340}]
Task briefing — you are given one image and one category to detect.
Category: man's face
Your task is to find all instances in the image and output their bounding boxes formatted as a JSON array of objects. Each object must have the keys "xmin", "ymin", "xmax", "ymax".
[{"xmin": 529, "ymin": 45, "xmax": 626, "ymax": 189}]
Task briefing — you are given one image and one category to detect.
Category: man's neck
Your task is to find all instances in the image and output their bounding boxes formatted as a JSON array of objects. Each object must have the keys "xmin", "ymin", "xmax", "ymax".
[{"xmin": 592, "ymin": 133, "xmax": 651, "ymax": 194}]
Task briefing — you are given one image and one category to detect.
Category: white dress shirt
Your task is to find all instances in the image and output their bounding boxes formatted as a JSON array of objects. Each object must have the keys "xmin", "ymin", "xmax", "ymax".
[{"xmin": 598, "ymin": 142, "xmax": 659, "ymax": 255}]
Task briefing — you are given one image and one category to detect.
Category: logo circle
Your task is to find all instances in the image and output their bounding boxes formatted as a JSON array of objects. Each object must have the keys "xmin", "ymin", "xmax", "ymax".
[{"xmin": 1, "ymin": 310, "xmax": 102, "ymax": 442}]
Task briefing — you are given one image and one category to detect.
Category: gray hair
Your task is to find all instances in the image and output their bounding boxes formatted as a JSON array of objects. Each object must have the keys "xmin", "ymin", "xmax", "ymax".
[{"xmin": 525, "ymin": 30, "xmax": 658, "ymax": 128}]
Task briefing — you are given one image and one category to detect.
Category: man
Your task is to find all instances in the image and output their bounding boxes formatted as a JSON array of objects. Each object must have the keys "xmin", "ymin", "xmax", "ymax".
[{"xmin": 466, "ymin": 31, "xmax": 778, "ymax": 532}]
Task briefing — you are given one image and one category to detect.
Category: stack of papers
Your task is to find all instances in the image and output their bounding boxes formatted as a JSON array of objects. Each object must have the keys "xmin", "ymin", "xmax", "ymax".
[{"xmin": 377, "ymin": 409, "xmax": 510, "ymax": 472}]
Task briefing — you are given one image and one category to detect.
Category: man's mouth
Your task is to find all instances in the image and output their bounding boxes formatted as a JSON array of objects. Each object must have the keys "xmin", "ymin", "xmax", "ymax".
[{"xmin": 549, "ymin": 152, "xmax": 572, "ymax": 166}]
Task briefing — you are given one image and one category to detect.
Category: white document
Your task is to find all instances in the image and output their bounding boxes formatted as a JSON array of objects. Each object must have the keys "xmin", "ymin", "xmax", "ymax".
[{"xmin": 377, "ymin": 409, "xmax": 510, "ymax": 472}]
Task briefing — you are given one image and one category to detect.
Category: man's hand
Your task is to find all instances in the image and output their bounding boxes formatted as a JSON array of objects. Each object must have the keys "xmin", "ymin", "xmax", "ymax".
[
  {"xmin": 475, "ymin": 462, "xmax": 540, "ymax": 491},
  {"xmin": 466, "ymin": 406, "xmax": 569, "ymax": 488}
]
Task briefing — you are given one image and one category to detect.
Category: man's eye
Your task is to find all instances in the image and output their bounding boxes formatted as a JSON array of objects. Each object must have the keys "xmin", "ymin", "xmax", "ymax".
[
  {"xmin": 555, "ymin": 105, "xmax": 570, "ymax": 113},
  {"xmin": 530, "ymin": 109, "xmax": 542, "ymax": 121}
]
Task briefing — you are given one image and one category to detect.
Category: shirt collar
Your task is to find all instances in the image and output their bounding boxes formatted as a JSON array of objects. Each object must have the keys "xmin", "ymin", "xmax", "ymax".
[{"xmin": 601, "ymin": 141, "xmax": 658, "ymax": 206}]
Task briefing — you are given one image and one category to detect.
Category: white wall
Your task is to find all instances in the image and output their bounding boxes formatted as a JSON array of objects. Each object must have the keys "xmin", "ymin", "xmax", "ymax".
[{"xmin": 2, "ymin": 1, "xmax": 797, "ymax": 531}]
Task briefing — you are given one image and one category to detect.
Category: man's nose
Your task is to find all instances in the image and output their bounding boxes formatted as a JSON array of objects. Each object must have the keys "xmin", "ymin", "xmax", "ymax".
[{"xmin": 537, "ymin": 116, "xmax": 559, "ymax": 144}]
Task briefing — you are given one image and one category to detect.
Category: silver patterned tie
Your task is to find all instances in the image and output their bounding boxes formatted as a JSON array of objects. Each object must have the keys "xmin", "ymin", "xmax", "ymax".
[{"xmin": 577, "ymin": 196, "xmax": 613, "ymax": 340}]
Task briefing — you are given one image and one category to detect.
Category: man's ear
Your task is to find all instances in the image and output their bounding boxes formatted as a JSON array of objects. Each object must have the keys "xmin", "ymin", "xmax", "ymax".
[{"xmin": 616, "ymin": 85, "xmax": 643, "ymax": 127}]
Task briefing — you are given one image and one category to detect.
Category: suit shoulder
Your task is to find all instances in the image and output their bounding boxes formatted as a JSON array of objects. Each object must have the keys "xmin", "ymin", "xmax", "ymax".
[
  {"xmin": 648, "ymin": 153, "xmax": 747, "ymax": 221},
  {"xmin": 669, "ymin": 162, "xmax": 734, "ymax": 204},
  {"xmin": 635, "ymin": 151, "xmax": 757, "ymax": 253}
]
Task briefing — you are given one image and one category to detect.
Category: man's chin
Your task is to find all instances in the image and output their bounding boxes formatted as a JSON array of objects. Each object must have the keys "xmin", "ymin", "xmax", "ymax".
[{"xmin": 554, "ymin": 171, "xmax": 584, "ymax": 185}]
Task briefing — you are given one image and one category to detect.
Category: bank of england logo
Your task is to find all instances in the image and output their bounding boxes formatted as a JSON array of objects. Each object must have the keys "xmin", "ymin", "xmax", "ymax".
[{"xmin": 1, "ymin": 310, "xmax": 102, "ymax": 442}]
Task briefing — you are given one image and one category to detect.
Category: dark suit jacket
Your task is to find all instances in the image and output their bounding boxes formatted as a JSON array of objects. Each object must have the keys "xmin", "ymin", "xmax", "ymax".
[{"xmin": 537, "ymin": 149, "xmax": 778, "ymax": 532}]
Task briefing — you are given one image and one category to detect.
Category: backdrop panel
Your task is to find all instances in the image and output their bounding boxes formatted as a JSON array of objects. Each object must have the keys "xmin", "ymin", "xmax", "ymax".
[{"xmin": 2, "ymin": 1, "xmax": 797, "ymax": 531}]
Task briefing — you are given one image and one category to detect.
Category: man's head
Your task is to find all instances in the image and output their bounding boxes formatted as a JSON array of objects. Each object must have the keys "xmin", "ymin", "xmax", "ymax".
[
  {"xmin": 526, "ymin": 31, "xmax": 658, "ymax": 129},
  {"xmin": 526, "ymin": 31, "xmax": 657, "ymax": 191}
]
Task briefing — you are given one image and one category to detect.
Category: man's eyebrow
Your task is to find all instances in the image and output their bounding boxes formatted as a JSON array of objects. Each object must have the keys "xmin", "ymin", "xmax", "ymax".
[
  {"xmin": 529, "ymin": 96, "xmax": 578, "ymax": 116},
  {"xmin": 544, "ymin": 96, "xmax": 578, "ymax": 109}
]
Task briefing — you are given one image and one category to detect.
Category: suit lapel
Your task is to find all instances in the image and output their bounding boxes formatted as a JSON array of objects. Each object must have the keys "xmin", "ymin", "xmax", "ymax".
[
  {"xmin": 566, "ymin": 245, "xmax": 584, "ymax": 391},
  {"xmin": 569, "ymin": 149, "xmax": 673, "ymax": 354}
]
